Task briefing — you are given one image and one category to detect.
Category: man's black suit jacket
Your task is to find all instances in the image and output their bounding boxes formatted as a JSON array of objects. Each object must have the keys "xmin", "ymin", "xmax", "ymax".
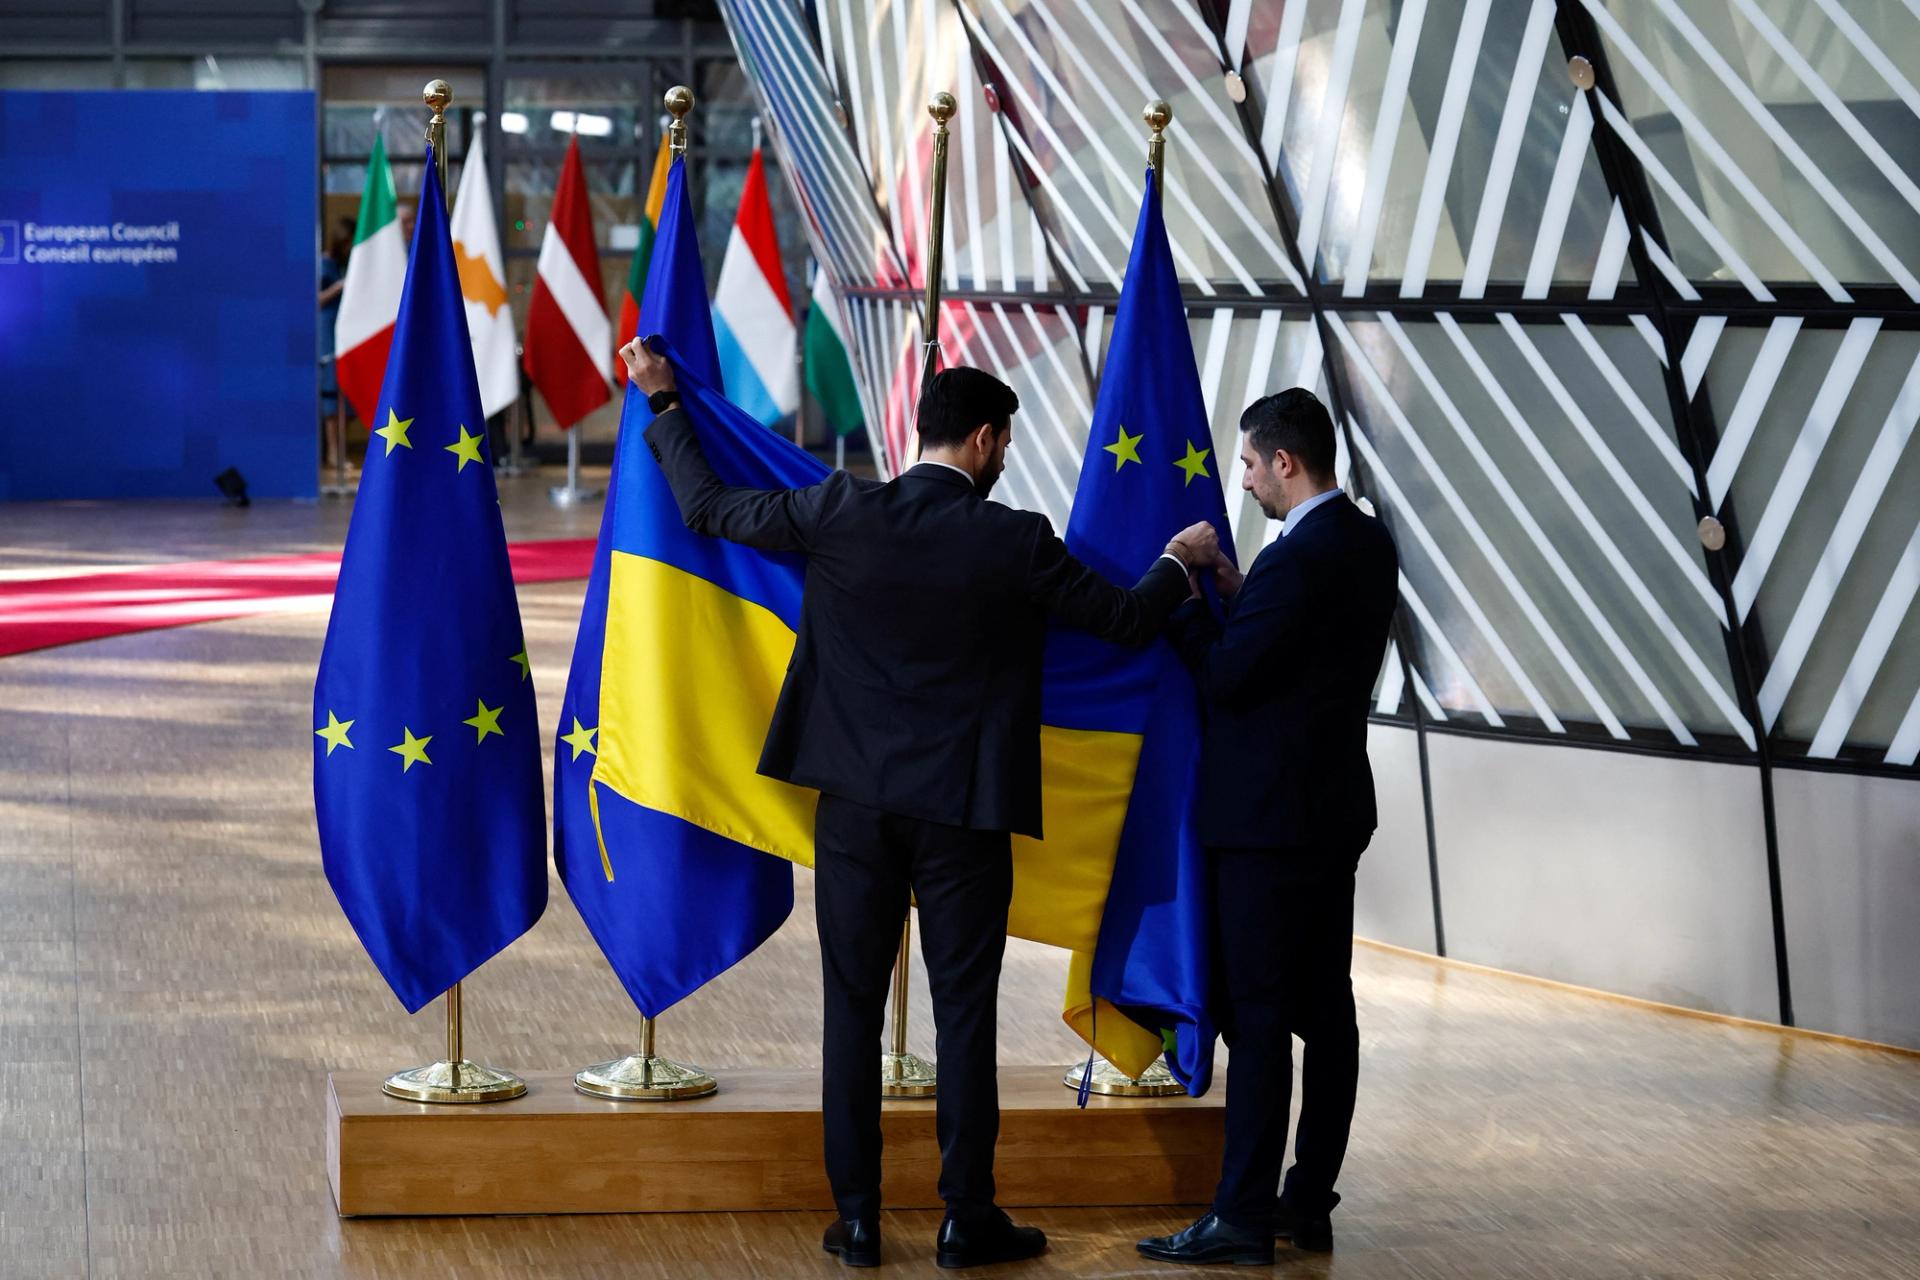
[
  {"xmin": 645, "ymin": 408, "xmax": 1190, "ymax": 839},
  {"xmin": 1167, "ymin": 494, "xmax": 1398, "ymax": 866}
]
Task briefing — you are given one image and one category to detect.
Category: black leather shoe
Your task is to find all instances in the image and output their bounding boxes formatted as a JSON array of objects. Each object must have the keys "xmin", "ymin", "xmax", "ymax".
[
  {"xmin": 822, "ymin": 1217, "xmax": 880, "ymax": 1267},
  {"xmin": 1137, "ymin": 1211, "xmax": 1275, "ymax": 1266},
  {"xmin": 1273, "ymin": 1199, "xmax": 1333, "ymax": 1252},
  {"xmin": 935, "ymin": 1209, "xmax": 1047, "ymax": 1268}
]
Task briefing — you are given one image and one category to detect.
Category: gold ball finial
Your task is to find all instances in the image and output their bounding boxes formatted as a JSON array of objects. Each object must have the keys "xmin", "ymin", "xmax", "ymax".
[
  {"xmin": 1144, "ymin": 100, "xmax": 1172, "ymax": 134},
  {"xmin": 928, "ymin": 91, "xmax": 957, "ymax": 126},
  {"xmin": 664, "ymin": 85, "xmax": 694, "ymax": 121},
  {"xmin": 423, "ymin": 79, "xmax": 452, "ymax": 115}
]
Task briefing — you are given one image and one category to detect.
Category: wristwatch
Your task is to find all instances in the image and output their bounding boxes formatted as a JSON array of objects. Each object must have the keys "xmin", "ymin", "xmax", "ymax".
[{"xmin": 647, "ymin": 388, "xmax": 681, "ymax": 415}]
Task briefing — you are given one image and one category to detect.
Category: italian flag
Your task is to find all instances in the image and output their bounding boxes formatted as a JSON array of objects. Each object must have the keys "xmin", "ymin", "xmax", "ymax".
[
  {"xmin": 333, "ymin": 134, "xmax": 405, "ymax": 427},
  {"xmin": 804, "ymin": 266, "xmax": 865, "ymax": 441},
  {"xmin": 614, "ymin": 131, "xmax": 672, "ymax": 372}
]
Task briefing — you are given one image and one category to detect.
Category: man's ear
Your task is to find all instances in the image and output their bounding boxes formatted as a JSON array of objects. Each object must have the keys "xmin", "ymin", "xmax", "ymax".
[{"xmin": 971, "ymin": 422, "xmax": 997, "ymax": 454}]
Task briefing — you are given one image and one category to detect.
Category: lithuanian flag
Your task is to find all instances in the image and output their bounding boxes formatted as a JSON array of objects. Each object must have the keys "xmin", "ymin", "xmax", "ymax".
[{"xmin": 614, "ymin": 131, "xmax": 673, "ymax": 375}]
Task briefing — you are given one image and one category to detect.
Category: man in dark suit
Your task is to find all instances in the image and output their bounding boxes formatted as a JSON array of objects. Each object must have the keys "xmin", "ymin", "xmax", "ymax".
[
  {"xmin": 623, "ymin": 338, "xmax": 1217, "ymax": 1269},
  {"xmin": 1138, "ymin": 388, "xmax": 1399, "ymax": 1267}
]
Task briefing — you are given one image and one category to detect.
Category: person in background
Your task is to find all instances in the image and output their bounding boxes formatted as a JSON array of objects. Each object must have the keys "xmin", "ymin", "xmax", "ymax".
[{"xmin": 318, "ymin": 217, "xmax": 353, "ymax": 470}]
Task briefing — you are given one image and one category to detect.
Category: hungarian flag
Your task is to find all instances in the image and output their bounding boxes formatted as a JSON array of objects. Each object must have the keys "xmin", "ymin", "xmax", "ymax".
[
  {"xmin": 803, "ymin": 266, "xmax": 865, "ymax": 442},
  {"xmin": 712, "ymin": 145, "xmax": 797, "ymax": 428},
  {"xmin": 523, "ymin": 136, "xmax": 611, "ymax": 430},
  {"xmin": 334, "ymin": 133, "xmax": 405, "ymax": 426},
  {"xmin": 614, "ymin": 131, "xmax": 672, "ymax": 371},
  {"xmin": 451, "ymin": 134, "xmax": 518, "ymax": 419}
]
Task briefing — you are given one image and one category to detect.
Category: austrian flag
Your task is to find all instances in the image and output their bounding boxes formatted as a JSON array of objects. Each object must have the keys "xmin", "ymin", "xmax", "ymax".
[{"xmin": 523, "ymin": 136, "xmax": 611, "ymax": 429}]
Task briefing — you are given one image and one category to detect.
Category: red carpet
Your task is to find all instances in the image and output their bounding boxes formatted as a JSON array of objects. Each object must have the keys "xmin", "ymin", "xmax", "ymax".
[{"xmin": 0, "ymin": 538, "xmax": 596, "ymax": 658}]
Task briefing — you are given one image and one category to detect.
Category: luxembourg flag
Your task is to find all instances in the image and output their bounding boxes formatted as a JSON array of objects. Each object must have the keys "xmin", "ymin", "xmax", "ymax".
[{"xmin": 712, "ymin": 145, "xmax": 797, "ymax": 428}]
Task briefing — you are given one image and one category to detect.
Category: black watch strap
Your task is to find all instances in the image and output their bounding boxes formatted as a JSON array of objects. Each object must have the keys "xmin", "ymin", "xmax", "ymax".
[{"xmin": 647, "ymin": 388, "xmax": 681, "ymax": 415}]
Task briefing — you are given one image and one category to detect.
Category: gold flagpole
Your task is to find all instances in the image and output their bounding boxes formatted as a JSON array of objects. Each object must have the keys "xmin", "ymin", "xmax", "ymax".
[
  {"xmin": 572, "ymin": 86, "xmax": 719, "ymax": 1103},
  {"xmin": 380, "ymin": 80, "xmax": 527, "ymax": 1107},
  {"xmin": 1061, "ymin": 99, "xmax": 1185, "ymax": 1101},
  {"xmin": 878, "ymin": 92, "xmax": 956, "ymax": 1102}
]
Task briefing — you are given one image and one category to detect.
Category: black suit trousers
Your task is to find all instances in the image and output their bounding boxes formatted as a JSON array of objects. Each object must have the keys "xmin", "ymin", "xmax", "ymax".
[
  {"xmin": 814, "ymin": 792, "xmax": 1013, "ymax": 1222},
  {"xmin": 1209, "ymin": 848, "xmax": 1360, "ymax": 1229}
]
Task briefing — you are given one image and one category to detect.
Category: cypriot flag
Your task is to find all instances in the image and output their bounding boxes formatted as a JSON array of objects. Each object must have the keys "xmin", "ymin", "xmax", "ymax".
[{"xmin": 450, "ymin": 135, "xmax": 518, "ymax": 420}]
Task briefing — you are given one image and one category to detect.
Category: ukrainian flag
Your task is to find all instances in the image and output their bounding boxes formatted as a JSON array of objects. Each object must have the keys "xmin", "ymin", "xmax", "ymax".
[{"xmin": 552, "ymin": 154, "xmax": 793, "ymax": 1017}]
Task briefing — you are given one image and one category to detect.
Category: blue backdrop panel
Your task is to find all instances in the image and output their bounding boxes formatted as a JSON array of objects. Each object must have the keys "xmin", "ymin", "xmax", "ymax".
[{"xmin": 0, "ymin": 90, "xmax": 317, "ymax": 500}]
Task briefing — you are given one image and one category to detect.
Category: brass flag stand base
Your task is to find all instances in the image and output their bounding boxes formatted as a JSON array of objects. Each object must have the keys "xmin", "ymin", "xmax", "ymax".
[
  {"xmin": 1062, "ymin": 1056, "xmax": 1185, "ymax": 1098},
  {"xmin": 881, "ymin": 916, "xmax": 937, "ymax": 1098},
  {"xmin": 576, "ymin": 1015, "xmax": 718, "ymax": 1101},
  {"xmin": 383, "ymin": 980, "xmax": 528, "ymax": 1104}
]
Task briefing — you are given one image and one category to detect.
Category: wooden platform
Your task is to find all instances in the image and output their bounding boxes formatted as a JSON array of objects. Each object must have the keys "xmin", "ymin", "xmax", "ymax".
[{"xmin": 326, "ymin": 1066, "xmax": 1224, "ymax": 1217}]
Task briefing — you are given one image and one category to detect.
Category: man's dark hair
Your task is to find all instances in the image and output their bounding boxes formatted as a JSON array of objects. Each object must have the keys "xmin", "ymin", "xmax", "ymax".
[
  {"xmin": 917, "ymin": 367, "xmax": 1019, "ymax": 449},
  {"xmin": 1241, "ymin": 387, "xmax": 1336, "ymax": 480}
]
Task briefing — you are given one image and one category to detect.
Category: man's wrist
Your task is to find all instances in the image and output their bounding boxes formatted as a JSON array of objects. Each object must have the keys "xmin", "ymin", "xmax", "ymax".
[{"xmin": 646, "ymin": 387, "xmax": 681, "ymax": 414}]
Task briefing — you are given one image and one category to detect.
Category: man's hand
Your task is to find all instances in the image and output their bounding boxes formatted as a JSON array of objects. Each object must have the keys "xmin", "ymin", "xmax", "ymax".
[
  {"xmin": 1211, "ymin": 549, "xmax": 1245, "ymax": 598},
  {"xmin": 1165, "ymin": 520, "xmax": 1220, "ymax": 571},
  {"xmin": 621, "ymin": 337, "xmax": 677, "ymax": 397}
]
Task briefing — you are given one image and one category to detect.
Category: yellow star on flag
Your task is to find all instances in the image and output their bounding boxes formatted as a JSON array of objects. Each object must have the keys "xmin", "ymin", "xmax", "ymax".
[
  {"xmin": 314, "ymin": 711, "xmax": 354, "ymax": 756},
  {"xmin": 1174, "ymin": 439, "xmax": 1212, "ymax": 487},
  {"xmin": 1104, "ymin": 425, "xmax": 1143, "ymax": 471},
  {"xmin": 374, "ymin": 408, "xmax": 415, "ymax": 456},
  {"xmin": 388, "ymin": 727, "xmax": 433, "ymax": 772},
  {"xmin": 560, "ymin": 717, "xmax": 599, "ymax": 761},
  {"xmin": 510, "ymin": 650, "xmax": 531, "ymax": 681},
  {"xmin": 444, "ymin": 425, "xmax": 485, "ymax": 473},
  {"xmin": 462, "ymin": 699, "xmax": 505, "ymax": 743}
]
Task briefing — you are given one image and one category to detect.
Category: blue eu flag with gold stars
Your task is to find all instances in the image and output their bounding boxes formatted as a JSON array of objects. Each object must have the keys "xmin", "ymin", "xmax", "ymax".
[
  {"xmin": 313, "ymin": 147, "xmax": 547, "ymax": 1013},
  {"xmin": 1054, "ymin": 164, "xmax": 1230, "ymax": 1094}
]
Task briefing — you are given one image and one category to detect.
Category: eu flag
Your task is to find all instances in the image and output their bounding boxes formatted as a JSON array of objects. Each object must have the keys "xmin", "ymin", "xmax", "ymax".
[
  {"xmin": 553, "ymin": 154, "xmax": 795, "ymax": 1016},
  {"xmin": 1054, "ymin": 165, "xmax": 1230, "ymax": 1093},
  {"xmin": 313, "ymin": 147, "xmax": 547, "ymax": 1013}
]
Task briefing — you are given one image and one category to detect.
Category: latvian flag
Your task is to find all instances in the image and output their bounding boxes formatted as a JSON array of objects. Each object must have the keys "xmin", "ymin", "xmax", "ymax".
[
  {"xmin": 333, "ymin": 133, "xmax": 404, "ymax": 427},
  {"xmin": 713, "ymin": 145, "xmax": 797, "ymax": 428},
  {"xmin": 523, "ymin": 135, "xmax": 611, "ymax": 430}
]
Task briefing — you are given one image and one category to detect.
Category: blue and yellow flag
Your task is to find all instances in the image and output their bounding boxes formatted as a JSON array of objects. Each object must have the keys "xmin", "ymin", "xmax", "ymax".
[
  {"xmin": 1056, "ymin": 165, "xmax": 1228, "ymax": 1094},
  {"xmin": 553, "ymin": 155, "xmax": 795, "ymax": 1016},
  {"xmin": 314, "ymin": 148, "xmax": 547, "ymax": 1013}
]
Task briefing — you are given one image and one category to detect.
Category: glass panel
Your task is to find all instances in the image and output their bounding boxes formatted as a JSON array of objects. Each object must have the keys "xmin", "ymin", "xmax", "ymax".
[
  {"xmin": 937, "ymin": 299, "xmax": 1093, "ymax": 524},
  {"xmin": 121, "ymin": 57, "xmax": 305, "ymax": 91},
  {"xmin": 1703, "ymin": 322, "xmax": 1920, "ymax": 756},
  {"xmin": 718, "ymin": 0, "xmax": 909, "ymax": 287},
  {"xmin": 0, "ymin": 61, "xmax": 115, "ymax": 90},
  {"xmin": 501, "ymin": 71, "xmax": 649, "ymax": 160},
  {"xmin": 1331, "ymin": 311, "xmax": 1743, "ymax": 744},
  {"xmin": 837, "ymin": 292, "xmax": 923, "ymax": 473},
  {"xmin": 1595, "ymin": 0, "xmax": 1920, "ymax": 293},
  {"xmin": 952, "ymin": 0, "xmax": 1297, "ymax": 298},
  {"xmin": 1245, "ymin": 0, "xmax": 1629, "ymax": 296}
]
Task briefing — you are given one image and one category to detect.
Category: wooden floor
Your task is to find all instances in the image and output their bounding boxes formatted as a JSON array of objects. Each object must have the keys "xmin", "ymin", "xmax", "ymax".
[{"xmin": 3, "ymin": 485, "xmax": 1919, "ymax": 1279}]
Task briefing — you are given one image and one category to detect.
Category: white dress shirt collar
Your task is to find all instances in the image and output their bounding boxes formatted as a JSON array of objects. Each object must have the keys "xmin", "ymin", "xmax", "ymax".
[
  {"xmin": 1281, "ymin": 487, "xmax": 1344, "ymax": 537},
  {"xmin": 912, "ymin": 460, "xmax": 977, "ymax": 487}
]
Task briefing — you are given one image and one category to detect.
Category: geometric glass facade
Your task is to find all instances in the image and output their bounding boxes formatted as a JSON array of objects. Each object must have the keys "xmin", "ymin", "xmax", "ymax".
[{"xmin": 725, "ymin": 0, "xmax": 1920, "ymax": 1046}]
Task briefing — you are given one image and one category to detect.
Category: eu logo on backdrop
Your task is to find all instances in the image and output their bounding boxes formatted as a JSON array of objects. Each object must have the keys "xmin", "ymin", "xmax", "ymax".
[{"xmin": 0, "ymin": 91, "xmax": 316, "ymax": 501}]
